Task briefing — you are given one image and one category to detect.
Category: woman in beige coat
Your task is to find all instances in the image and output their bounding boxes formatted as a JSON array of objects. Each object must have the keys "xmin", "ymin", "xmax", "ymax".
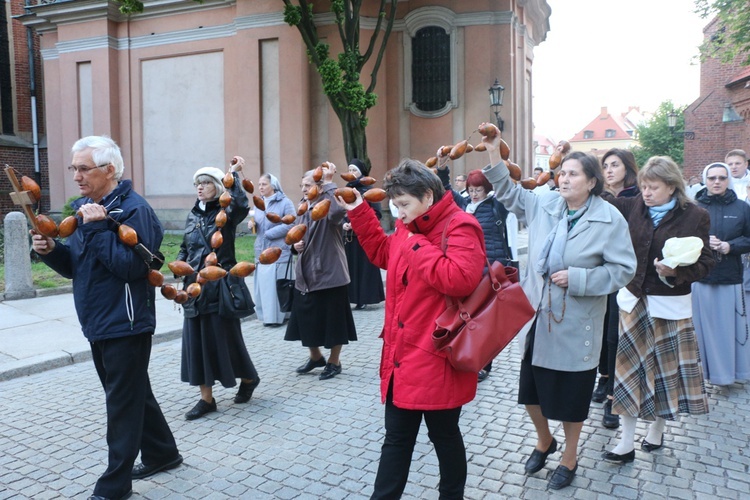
[{"xmin": 481, "ymin": 124, "xmax": 636, "ymax": 489}]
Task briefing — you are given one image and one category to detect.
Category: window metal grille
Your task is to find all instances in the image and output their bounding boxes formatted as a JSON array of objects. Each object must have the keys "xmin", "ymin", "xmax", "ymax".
[{"xmin": 411, "ymin": 26, "xmax": 450, "ymax": 112}]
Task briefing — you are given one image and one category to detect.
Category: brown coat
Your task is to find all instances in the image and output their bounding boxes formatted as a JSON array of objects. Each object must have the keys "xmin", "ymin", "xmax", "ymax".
[
  {"xmin": 608, "ymin": 194, "xmax": 715, "ymax": 297},
  {"xmin": 293, "ymin": 182, "xmax": 350, "ymax": 293}
]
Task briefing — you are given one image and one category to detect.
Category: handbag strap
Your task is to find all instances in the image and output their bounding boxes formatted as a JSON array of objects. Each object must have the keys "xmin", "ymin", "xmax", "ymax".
[
  {"xmin": 283, "ymin": 256, "xmax": 294, "ymax": 280},
  {"xmin": 440, "ymin": 212, "xmax": 504, "ymax": 306}
]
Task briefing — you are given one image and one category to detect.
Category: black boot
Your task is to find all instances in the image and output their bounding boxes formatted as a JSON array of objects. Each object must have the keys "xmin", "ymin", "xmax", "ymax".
[
  {"xmin": 602, "ymin": 399, "xmax": 620, "ymax": 429},
  {"xmin": 592, "ymin": 376, "xmax": 608, "ymax": 403}
]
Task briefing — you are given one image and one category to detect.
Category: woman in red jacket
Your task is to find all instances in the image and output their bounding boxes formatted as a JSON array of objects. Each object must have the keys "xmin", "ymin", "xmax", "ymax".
[{"xmin": 337, "ymin": 159, "xmax": 485, "ymax": 499}]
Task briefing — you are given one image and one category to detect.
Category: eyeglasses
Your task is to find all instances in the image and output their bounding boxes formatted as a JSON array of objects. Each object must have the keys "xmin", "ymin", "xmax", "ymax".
[
  {"xmin": 467, "ymin": 188, "xmax": 485, "ymax": 195},
  {"xmin": 67, "ymin": 163, "xmax": 110, "ymax": 174},
  {"xmin": 194, "ymin": 181, "xmax": 214, "ymax": 188},
  {"xmin": 707, "ymin": 176, "xmax": 728, "ymax": 182}
]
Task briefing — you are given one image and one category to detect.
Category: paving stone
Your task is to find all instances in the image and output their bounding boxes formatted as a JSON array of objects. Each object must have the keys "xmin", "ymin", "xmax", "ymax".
[{"xmin": 1, "ymin": 296, "xmax": 749, "ymax": 498}]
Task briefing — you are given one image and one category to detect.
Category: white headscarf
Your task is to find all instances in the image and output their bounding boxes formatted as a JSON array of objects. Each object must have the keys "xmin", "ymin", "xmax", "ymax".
[
  {"xmin": 701, "ymin": 162, "xmax": 734, "ymax": 190},
  {"xmin": 263, "ymin": 173, "xmax": 284, "ymax": 195}
]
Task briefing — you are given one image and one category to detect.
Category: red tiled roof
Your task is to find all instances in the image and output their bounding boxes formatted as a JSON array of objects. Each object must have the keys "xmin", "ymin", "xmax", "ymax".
[
  {"xmin": 570, "ymin": 107, "xmax": 634, "ymax": 142},
  {"xmin": 727, "ymin": 67, "xmax": 750, "ymax": 87}
]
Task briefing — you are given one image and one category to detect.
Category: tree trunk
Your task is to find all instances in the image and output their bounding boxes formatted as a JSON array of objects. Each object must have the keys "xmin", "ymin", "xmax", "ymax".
[{"xmin": 339, "ymin": 109, "xmax": 369, "ymax": 166}]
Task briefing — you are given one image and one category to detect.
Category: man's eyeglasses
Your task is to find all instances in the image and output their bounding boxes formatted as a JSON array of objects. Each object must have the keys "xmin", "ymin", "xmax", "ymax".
[
  {"xmin": 67, "ymin": 163, "xmax": 110, "ymax": 174},
  {"xmin": 707, "ymin": 176, "xmax": 728, "ymax": 182}
]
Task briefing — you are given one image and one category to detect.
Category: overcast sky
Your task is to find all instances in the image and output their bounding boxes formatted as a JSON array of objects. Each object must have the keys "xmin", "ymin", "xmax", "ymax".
[{"xmin": 532, "ymin": 0, "xmax": 709, "ymax": 141}]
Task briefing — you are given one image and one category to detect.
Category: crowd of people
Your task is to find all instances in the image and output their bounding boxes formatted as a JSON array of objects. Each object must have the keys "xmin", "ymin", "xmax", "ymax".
[{"xmin": 30, "ymin": 132, "xmax": 750, "ymax": 499}]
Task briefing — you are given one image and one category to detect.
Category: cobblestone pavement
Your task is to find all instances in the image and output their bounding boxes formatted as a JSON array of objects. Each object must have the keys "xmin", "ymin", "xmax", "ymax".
[{"xmin": 1, "ymin": 305, "xmax": 749, "ymax": 499}]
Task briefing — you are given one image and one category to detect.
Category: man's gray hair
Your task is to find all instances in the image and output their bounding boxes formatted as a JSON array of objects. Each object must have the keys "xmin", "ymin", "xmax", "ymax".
[{"xmin": 71, "ymin": 136, "xmax": 125, "ymax": 180}]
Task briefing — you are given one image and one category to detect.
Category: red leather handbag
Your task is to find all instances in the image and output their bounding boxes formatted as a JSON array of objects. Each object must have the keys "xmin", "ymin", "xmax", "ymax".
[
  {"xmin": 432, "ymin": 214, "xmax": 535, "ymax": 372},
  {"xmin": 432, "ymin": 260, "xmax": 534, "ymax": 372}
]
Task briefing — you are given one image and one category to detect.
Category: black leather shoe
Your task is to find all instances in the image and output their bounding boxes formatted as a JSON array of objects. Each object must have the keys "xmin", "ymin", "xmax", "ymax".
[
  {"xmin": 132, "ymin": 454, "xmax": 183, "ymax": 479},
  {"xmin": 477, "ymin": 370, "xmax": 489, "ymax": 382},
  {"xmin": 548, "ymin": 463, "xmax": 577, "ymax": 490},
  {"xmin": 234, "ymin": 378, "xmax": 260, "ymax": 404},
  {"xmin": 524, "ymin": 438, "xmax": 557, "ymax": 474},
  {"xmin": 296, "ymin": 356, "xmax": 326, "ymax": 374},
  {"xmin": 354, "ymin": 304, "xmax": 367, "ymax": 310},
  {"xmin": 319, "ymin": 362, "xmax": 342, "ymax": 380},
  {"xmin": 592, "ymin": 376, "xmax": 608, "ymax": 403},
  {"xmin": 87, "ymin": 490, "xmax": 132, "ymax": 500},
  {"xmin": 602, "ymin": 399, "xmax": 620, "ymax": 429},
  {"xmin": 602, "ymin": 449, "xmax": 635, "ymax": 463},
  {"xmin": 185, "ymin": 398, "xmax": 217, "ymax": 421},
  {"xmin": 641, "ymin": 436, "xmax": 664, "ymax": 452}
]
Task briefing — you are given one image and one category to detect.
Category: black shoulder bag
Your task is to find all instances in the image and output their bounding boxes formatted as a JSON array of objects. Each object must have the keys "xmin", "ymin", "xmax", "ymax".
[
  {"xmin": 194, "ymin": 216, "xmax": 255, "ymax": 319},
  {"xmin": 276, "ymin": 258, "xmax": 295, "ymax": 313}
]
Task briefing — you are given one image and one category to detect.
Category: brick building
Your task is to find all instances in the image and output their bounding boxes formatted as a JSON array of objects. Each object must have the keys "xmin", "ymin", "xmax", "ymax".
[
  {"xmin": 683, "ymin": 18, "xmax": 750, "ymax": 179},
  {"xmin": 0, "ymin": 0, "xmax": 47, "ymax": 219}
]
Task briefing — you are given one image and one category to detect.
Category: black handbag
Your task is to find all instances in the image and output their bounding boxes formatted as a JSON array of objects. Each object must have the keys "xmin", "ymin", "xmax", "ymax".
[
  {"xmin": 276, "ymin": 258, "xmax": 295, "ymax": 313},
  {"xmin": 218, "ymin": 274, "xmax": 255, "ymax": 319}
]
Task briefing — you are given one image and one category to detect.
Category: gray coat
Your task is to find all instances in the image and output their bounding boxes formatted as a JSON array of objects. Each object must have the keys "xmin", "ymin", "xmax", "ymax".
[
  {"xmin": 483, "ymin": 162, "xmax": 637, "ymax": 372},
  {"xmin": 293, "ymin": 182, "xmax": 350, "ymax": 293}
]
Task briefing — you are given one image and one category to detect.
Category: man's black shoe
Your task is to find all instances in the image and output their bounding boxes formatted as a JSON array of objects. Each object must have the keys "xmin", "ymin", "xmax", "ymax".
[
  {"xmin": 296, "ymin": 356, "xmax": 326, "ymax": 374},
  {"xmin": 132, "ymin": 454, "xmax": 183, "ymax": 480}
]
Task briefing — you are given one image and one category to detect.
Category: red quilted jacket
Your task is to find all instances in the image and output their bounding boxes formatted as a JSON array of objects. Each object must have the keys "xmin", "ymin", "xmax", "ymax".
[{"xmin": 348, "ymin": 192, "xmax": 485, "ymax": 410}]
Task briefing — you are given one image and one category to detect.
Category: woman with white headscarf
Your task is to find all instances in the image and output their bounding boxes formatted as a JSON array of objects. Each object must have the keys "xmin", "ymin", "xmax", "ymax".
[
  {"xmin": 692, "ymin": 162, "xmax": 750, "ymax": 386},
  {"xmin": 248, "ymin": 173, "xmax": 296, "ymax": 326}
]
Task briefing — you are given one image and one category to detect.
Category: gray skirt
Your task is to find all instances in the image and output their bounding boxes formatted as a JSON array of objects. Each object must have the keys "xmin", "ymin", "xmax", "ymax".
[
  {"xmin": 253, "ymin": 260, "xmax": 292, "ymax": 325},
  {"xmin": 692, "ymin": 282, "xmax": 750, "ymax": 385}
]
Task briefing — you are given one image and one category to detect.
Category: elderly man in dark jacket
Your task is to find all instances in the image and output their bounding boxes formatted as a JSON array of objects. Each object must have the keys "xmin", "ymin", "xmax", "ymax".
[{"xmin": 32, "ymin": 136, "xmax": 181, "ymax": 500}]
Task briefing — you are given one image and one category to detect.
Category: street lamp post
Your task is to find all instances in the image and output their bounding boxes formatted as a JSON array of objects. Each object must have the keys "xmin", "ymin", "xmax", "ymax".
[
  {"xmin": 667, "ymin": 111, "xmax": 695, "ymax": 140},
  {"xmin": 489, "ymin": 79, "xmax": 505, "ymax": 133}
]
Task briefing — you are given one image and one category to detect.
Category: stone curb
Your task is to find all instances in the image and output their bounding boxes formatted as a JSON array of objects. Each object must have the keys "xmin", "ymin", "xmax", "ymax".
[{"xmin": 0, "ymin": 328, "xmax": 184, "ymax": 382}]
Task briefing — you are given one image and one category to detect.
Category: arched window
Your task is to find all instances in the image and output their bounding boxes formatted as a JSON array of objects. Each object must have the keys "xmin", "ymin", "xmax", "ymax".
[
  {"xmin": 403, "ymin": 7, "xmax": 458, "ymax": 118},
  {"xmin": 411, "ymin": 27, "xmax": 450, "ymax": 112}
]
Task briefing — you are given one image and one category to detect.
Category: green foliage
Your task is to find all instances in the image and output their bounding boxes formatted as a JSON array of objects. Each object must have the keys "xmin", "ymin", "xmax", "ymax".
[
  {"xmin": 283, "ymin": 0, "xmax": 398, "ymax": 162},
  {"xmin": 61, "ymin": 196, "xmax": 81, "ymax": 218},
  {"xmin": 696, "ymin": 0, "xmax": 750, "ymax": 66},
  {"xmin": 116, "ymin": 0, "xmax": 144, "ymax": 14},
  {"xmin": 331, "ymin": 0, "xmax": 345, "ymax": 18},
  {"xmin": 318, "ymin": 59, "xmax": 345, "ymax": 96},
  {"xmin": 283, "ymin": 3, "xmax": 302, "ymax": 26},
  {"xmin": 630, "ymin": 101, "xmax": 687, "ymax": 168}
]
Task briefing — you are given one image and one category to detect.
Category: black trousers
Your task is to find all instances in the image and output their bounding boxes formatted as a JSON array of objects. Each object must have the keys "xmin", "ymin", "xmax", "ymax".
[
  {"xmin": 91, "ymin": 333, "xmax": 179, "ymax": 498},
  {"xmin": 371, "ymin": 386, "xmax": 466, "ymax": 500},
  {"xmin": 605, "ymin": 292, "xmax": 620, "ymax": 396}
]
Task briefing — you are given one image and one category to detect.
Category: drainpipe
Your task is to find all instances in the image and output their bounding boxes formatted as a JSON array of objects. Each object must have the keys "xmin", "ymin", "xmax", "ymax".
[{"xmin": 24, "ymin": 0, "xmax": 40, "ymax": 202}]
